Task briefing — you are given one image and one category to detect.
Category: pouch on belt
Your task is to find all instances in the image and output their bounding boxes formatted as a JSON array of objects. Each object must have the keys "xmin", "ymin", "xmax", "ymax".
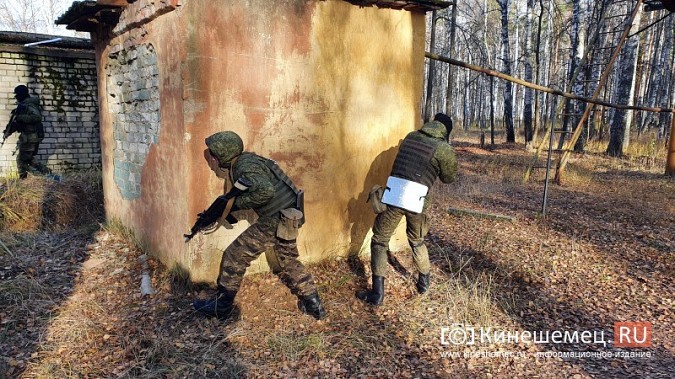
[{"xmin": 276, "ymin": 208, "xmax": 303, "ymax": 241}]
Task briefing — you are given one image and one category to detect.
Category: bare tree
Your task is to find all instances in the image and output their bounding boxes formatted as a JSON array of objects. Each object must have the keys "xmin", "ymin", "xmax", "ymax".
[
  {"xmin": 523, "ymin": 0, "xmax": 535, "ymax": 148},
  {"xmin": 497, "ymin": 0, "xmax": 515, "ymax": 143},
  {"xmin": 656, "ymin": 16, "xmax": 674, "ymax": 139},
  {"xmin": 0, "ymin": 0, "xmax": 77, "ymax": 36},
  {"xmin": 444, "ymin": 3, "xmax": 459, "ymax": 115},
  {"xmin": 607, "ymin": 3, "xmax": 643, "ymax": 156},
  {"xmin": 424, "ymin": 10, "xmax": 439, "ymax": 122}
]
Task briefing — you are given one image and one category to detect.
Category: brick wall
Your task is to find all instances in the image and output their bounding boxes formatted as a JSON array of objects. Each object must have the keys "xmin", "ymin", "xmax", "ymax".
[{"xmin": 0, "ymin": 33, "xmax": 100, "ymax": 176}]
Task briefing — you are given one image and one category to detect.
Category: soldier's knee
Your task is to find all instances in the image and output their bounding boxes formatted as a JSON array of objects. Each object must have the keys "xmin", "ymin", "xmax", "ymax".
[{"xmin": 371, "ymin": 235, "xmax": 391, "ymax": 248}]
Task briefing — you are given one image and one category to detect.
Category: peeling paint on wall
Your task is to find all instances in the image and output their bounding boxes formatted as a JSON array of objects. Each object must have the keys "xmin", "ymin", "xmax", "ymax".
[
  {"xmin": 106, "ymin": 44, "xmax": 161, "ymax": 199},
  {"xmin": 92, "ymin": 0, "xmax": 430, "ymax": 282}
]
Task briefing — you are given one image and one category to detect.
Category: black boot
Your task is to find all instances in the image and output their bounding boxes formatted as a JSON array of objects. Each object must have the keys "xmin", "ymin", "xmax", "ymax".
[
  {"xmin": 193, "ymin": 289, "xmax": 236, "ymax": 319},
  {"xmin": 416, "ymin": 272, "xmax": 430, "ymax": 294},
  {"xmin": 357, "ymin": 275, "xmax": 384, "ymax": 306},
  {"xmin": 298, "ymin": 292, "xmax": 327, "ymax": 320}
]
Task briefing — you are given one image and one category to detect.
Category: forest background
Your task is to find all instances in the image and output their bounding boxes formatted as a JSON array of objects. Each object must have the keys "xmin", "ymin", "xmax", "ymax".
[
  {"xmin": 1, "ymin": 0, "xmax": 673, "ymax": 162},
  {"xmin": 423, "ymin": 0, "xmax": 673, "ymax": 165},
  {"xmin": 0, "ymin": 1, "xmax": 673, "ymax": 377}
]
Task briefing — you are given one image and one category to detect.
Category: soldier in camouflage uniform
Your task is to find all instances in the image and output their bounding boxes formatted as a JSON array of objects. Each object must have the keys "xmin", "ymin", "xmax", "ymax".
[
  {"xmin": 3, "ymin": 85, "xmax": 50, "ymax": 179},
  {"xmin": 358, "ymin": 113, "xmax": 457, "ymax": 306},
  {"xmin": 193, "ymin": 131, "xmax": 327, "ymax": 320}
]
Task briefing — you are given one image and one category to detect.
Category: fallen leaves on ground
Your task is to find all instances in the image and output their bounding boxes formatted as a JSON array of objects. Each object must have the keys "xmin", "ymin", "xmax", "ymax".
[{"xmin": 1, "ymin": 140, "xmax": 673, "ymax": 378}]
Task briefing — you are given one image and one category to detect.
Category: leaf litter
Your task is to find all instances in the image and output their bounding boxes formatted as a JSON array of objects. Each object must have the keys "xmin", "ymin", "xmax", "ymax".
[{"xmin": 0, "ymin": 140, "xmax": 673, "ymax": 378}]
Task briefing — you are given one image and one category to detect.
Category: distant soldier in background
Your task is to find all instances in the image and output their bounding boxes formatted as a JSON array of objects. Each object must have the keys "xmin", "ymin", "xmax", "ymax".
[
  {"xmin": 358, "ymin": 113, "xmax": 457, "ymax": 306},
  {"xmin": 2, "ymin": 85, "xmax": 51, "ymax": 179},
  {"xmin": 189, "ymin": 131, "xmax": 327, "ymax": 321}
]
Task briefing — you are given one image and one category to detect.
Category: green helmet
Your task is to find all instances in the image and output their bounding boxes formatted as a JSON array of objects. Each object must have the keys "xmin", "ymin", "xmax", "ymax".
[{"xmin": 205, "ymin": 131, "xmax": 243, "ymax": 167}]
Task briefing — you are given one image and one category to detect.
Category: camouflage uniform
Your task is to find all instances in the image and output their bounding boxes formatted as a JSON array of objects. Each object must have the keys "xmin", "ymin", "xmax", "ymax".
[
  {"xmin": 371, "ymin": 119, "xmax": 457, "ymax": 277},
  {"xmin": 9, "ymin": 94, "xmax": 50, "ymax": 179},
  {"xmin": 217, "ymin": 152, "xmax": 318, "ymax": 299},
  {"xmin": 359, "ymin": 114, "xmax": 457, "ymax": 305},
  {"xmin": 194, "ymin": 131, "xmax": 326, "ymax": 320}
]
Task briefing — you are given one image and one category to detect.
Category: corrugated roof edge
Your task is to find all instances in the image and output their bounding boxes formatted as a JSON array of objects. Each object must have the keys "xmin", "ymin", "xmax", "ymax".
[
  {"xmin": 55, "ymin": 0, "xmax": 101, "ymax": 25},
  {"xmin": 0, "ymin": 31, "xmax": 93, "ymax": 50}
]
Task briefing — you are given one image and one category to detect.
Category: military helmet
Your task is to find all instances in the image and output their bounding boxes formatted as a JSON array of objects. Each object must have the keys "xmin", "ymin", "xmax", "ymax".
[
  {"xmin": 14, "ymin": 85, "xmax": 29, "ymax": 101},
  {"xmin": 205, "ymin": 131, "xmax": 243, "ymax": 167}
]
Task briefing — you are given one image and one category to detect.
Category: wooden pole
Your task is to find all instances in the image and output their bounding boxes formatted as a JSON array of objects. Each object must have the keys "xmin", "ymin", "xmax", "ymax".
[
  {"xmin": 667, "ymin": 109, "xmax": 675, "ymax": 175},
  {"xmin": 425, "ymin": 51, "xmax": 671, "ymax": 114}
]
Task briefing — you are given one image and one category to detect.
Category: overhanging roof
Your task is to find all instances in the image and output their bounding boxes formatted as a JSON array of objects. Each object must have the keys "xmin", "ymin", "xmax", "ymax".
[
  {"xmin": 55, "ymin": 1, "xmax": 123, "ymax": 32},
  {"xmin": 55, "ymin": 0, "xmax": 450, "ymax": 34},
  {"xmin": 346, "ymin": 0, "xmax": 452, "ymax": 12}
]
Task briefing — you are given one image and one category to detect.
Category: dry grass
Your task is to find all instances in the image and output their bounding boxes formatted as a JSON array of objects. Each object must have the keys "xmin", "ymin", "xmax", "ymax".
[
  {"xmin": 266, "ymin": 331, "xmax": 327, "ymax": 360},
  {"xmin": 0, "ymin": 274, "xmax": 54, "ymax": 311},
  {"xmin": 2, "ymin": 136, "xmax": 673, "ymax": 377},
  {"xmin": 0, "ymin": 170, "xmax": 103, "ymax": 232}
]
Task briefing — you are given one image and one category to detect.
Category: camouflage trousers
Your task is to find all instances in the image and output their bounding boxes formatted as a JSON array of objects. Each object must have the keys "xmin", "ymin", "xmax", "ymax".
[
  {"xmin": 217, "ymin": 220, "xmax": 318, "ymax": 298},
  {"xmin": 370, "ymin": 206, "xmax": 430, "ymax": 277},
  {"xmin": 17, "ymin": 134, "xmax": 49, "ymax": 178}
]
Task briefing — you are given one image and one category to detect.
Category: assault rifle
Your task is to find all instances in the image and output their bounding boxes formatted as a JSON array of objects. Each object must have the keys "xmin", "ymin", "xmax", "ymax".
[
  {"xmin": 1, "ymin": 111, "xmax": 18, "ymax": 148},
  {"xmin": 183, "ymin": 177, "xmax": 252, "ymax": 242}
]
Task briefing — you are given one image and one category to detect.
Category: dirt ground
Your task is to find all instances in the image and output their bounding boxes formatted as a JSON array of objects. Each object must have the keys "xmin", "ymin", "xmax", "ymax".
[{"xmin": 1, "ymin": 139, "xmax": 673, "ymax": 378}]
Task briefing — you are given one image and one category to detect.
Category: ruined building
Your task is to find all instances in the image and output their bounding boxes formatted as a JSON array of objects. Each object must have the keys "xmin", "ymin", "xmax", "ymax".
[{"xmin": 57, "ymin": 0, "xmax": 450, "ymax": 282}]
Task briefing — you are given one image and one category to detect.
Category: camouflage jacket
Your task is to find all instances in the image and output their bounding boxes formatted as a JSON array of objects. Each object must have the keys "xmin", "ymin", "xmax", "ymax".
[
  {"xmin": 14, "ymin": 96, "xmax": 42, "ymax": 134},
  {"xmin": 231, "ymin": 152, "xmax": 283, "ymax": 223},
  {"xmin": 398, "ymin": 120, "xmax": 457, "ymax": 184}
]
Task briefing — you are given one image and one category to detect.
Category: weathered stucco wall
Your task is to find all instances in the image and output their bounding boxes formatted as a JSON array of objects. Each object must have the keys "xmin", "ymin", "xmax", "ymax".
[{"xmin": 95, "ymin": 0, "xmax": 426, "ymax": 283}]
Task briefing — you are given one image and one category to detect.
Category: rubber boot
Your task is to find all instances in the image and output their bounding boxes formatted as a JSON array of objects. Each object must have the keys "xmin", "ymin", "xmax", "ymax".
[
  {"xmin": 416, "ymin": 272, "xmax": 430, "ymax": 294},
  {"xmin": 193, "ymin": 289, "xmax": 236, "ymax": 319},
  {"xmin": 357, "ymin": 275, "xmax": 384, "ymax": 306},
  {"xmin": 298, "ymin": 292, "xmax": 327, "ymax": 320}
]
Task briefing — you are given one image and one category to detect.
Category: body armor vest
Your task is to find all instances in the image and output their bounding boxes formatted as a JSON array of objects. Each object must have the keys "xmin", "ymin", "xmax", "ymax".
[
  {"xmin": 391, "ymin": 137, "xmax": 438, "ymax": 188},
  {"xmin": 254, "ymin": 156, "xmax": 304, "ymax": 224}
]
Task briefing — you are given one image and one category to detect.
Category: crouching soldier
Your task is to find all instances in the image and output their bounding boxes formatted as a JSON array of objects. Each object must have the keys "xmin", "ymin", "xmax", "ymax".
[
  {"xmin": 358, "ymin": 113, "xmax": 457, "ymax": 305},
  {"xmin": 189, "ymin": 131, "xmax": 326, "ymax": 320}
]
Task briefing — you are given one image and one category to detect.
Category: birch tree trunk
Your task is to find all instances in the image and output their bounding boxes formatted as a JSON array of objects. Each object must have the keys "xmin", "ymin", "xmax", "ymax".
[
  {"xmin": 498, "ymin": 0, "xmax": 515, "ymax": 143},
  {"xmin": 572, "ymin": 0, "xmax": 589, "ymax": 152},
  {"xmin": 640, "ymin": 18, "xmax": 663, "ymax": 135},
  {"xmin": 635, "ymin": 11, "xmax": 656, "ymax": 136},
  {"xmin": 656, "ymin": 16, "xmax": 674, "ymax": 138},
  {"xmin": 533, "ymin": 0, "xmax": 546, "ymax": 143},
  {"xmin": 523, "ymin": 0, "xmax": 535, "ymax": 148},
  {"xmin": 445, "ymin": 3, "xmax": 458, "ymax": 116},
  {"xmin": 424, "ymin": 10, "xmax": 438, "ymax": 122},
  {"xmin": 607, "ymin": 4, "xmax": 642, "ymax": 157},
  {"xmin": 490, "ymin": 75, "xmax": 496, "ymax": 145},
  {"xmin": 559, "ymin": 0, "xmax": 582, "ymax": 149}
]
